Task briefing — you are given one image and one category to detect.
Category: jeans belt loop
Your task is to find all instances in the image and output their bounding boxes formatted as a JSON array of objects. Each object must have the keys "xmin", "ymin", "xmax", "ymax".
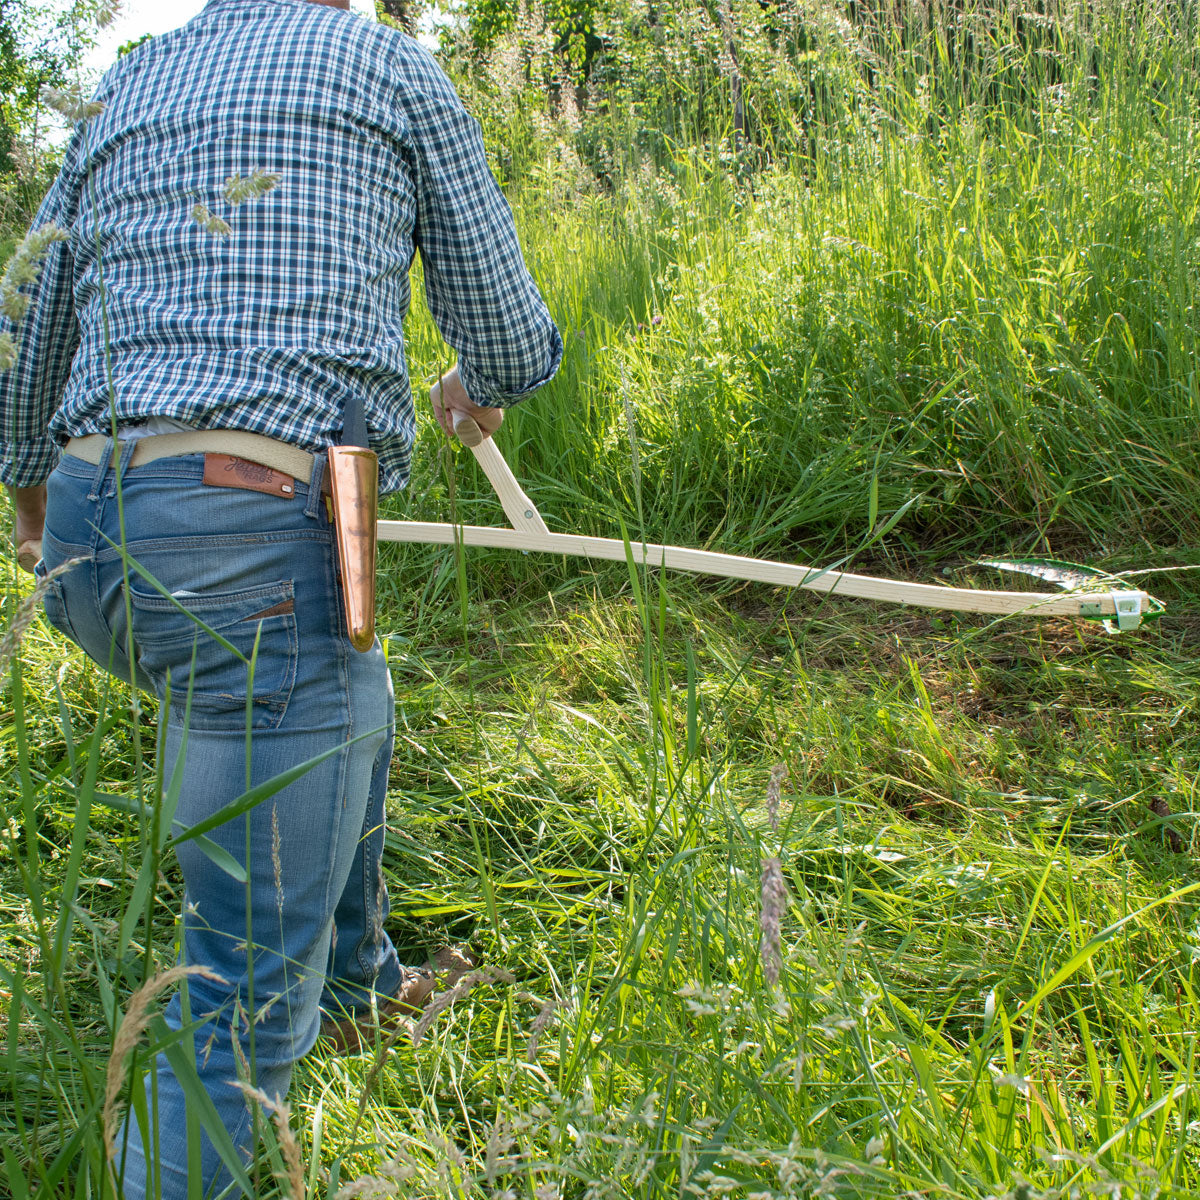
[
  {"xmin": 111, "ymin": 436, "xmax": 139, "ymax": 498},
  {"xmin": 86, "ymin": 436, "xmax": 115, "ymax": 502},
  {"xmin": 305, "ymin": 453, "xmax": 328, "ymax": 519}
]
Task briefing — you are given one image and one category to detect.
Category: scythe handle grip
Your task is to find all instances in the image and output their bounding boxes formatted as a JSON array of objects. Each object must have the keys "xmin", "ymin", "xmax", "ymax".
[
  {"xmin": 17, "ymin": 539, "xmax": 41, "ymax": 574},
  {"xmin": 452, "ymin": 413, "xmax": 484, "ymax": 448}
]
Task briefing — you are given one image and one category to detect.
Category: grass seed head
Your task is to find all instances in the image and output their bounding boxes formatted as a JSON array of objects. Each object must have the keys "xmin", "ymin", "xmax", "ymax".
[
  {"xmin": 103, "ymin": 964, "xmax": 226, "ymax": 1162},
  {"xmin": 412, "ymin": 965, "xmax": 514, "ymax": 1046},
  {"xmin": 229, "ymin": 996, "xmax": 253, "ymax": 1081},
  {"xmin": 485, "ymin": 1114, "xmax": 519, "ymax": 1184},
  {"xmin": 2, "ymin": 225, "xmax": 69, "ymax": 323},
  {"xmin": 525, "ymin": 997, "xmax": 560, "ymax": 1062},
  {"xmin": 41, "ymin": 84, "xmax": 103, "ymax": 122},
  {"xmin": 192, "ymin": 204, "xmax": 232, "ymax": 237},
  {"xmin": 96, "ymin": 1, "xmax": 123, "ymax": 29},
  {"xmin": 271, "ymin": 802, "xmax": 284, "ymax": 910},
  {"xmin": 334, "ymin": 1179, "xmax": 403, "ymax": 1199},
  {"xmin": 222, "ymin": 169, "xmax": 281, "ymax": 206},
  {"xmin": 0, "ymin": 558, "xmax": 86, "ymax": 674},
  {"xmin": 230, "ymin": 1082, "xmax": 305, "ymax": 1197},
  {"xmin": 766, "ymin": 763, "xmax": 787, "ymax": 834}
]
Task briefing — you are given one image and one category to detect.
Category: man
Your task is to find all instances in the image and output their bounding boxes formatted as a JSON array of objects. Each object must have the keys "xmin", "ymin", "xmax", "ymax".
[{"xmin": 0, "ymin": 0, "xmax": 561, "ymax": 1195}]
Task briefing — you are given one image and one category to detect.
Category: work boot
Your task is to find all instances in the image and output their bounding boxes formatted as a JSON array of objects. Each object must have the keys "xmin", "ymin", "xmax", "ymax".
[{"xmin": 319, "ymin": 946, "xmax": 477, "ymax": 1055}]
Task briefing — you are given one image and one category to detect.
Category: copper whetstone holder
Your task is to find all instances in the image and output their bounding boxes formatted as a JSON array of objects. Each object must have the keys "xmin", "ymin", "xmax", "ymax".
[{"xmin": 327, "ymin": 444, "xmax": 379, "ymax": 653}]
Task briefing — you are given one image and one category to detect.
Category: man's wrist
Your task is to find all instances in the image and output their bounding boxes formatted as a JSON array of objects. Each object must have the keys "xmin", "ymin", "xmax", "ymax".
[{"xmin": 8, "ymin": 484, "xmax": 47, "ymax": 522}]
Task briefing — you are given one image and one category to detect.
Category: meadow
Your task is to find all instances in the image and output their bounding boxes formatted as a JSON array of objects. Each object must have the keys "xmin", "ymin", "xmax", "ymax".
[{"xmin": 2, "ymin": 0, "xmax": 1199, "ymax": 1195}]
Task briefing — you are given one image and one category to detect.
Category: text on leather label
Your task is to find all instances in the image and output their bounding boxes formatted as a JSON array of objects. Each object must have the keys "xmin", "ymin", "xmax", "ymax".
[{"xmin": 203, "ymin": 454, "xmax": 296, "ymax": 498}]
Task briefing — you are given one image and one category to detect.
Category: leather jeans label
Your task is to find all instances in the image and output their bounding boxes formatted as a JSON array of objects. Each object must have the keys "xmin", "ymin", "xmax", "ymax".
[{"xmin": 202, "ymin": 454, "xmax": 296, "ymax": 498}]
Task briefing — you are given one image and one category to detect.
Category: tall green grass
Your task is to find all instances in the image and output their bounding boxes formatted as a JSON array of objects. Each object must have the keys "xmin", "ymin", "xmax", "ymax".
[
  {"xmin": 411, "ymin": 0, "xmax": 1200, "ymax": 562},
  {"xmin": 2, "ymin": 0, "xmax": 1199, "ymax": 1195}
]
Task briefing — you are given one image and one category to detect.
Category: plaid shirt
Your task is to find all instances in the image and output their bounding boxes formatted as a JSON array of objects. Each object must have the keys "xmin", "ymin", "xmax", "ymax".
[{"xmin": 0, "ymin": 0, "xmax": 561, "ymax": 492}]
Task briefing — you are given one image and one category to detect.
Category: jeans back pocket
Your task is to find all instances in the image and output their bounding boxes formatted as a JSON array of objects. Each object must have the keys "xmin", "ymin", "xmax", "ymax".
[
  {"xmin": 130, "ymin": 579, "xmax": 298, "ymax": 730},
  {"xmin": 38, "ymin": 574, "xmax": 82, "ymax": 646}
]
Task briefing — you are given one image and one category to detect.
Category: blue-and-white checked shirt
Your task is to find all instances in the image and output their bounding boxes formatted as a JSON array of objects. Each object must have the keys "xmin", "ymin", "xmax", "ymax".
[{"xmin": 0, "ymin": 0, "xmax": 562, "ymax": 492}]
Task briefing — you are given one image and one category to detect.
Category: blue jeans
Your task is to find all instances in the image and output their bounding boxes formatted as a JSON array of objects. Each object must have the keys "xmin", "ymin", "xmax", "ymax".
[{"xmin": 38, "ymin": 442, "xmax": 403, "ymax": 1198}]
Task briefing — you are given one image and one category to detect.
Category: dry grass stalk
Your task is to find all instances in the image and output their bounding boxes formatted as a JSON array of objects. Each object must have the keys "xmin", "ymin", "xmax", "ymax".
[
  {"xmin": 759, "ymin": 858, "xmax": 787, "ymax": 988},
  {"xmin": 230, "ymin": 1081, "xmax": 306, "ymax": 1198},
  {"xmin": 230, "ymin": 996, "xmax": 253, "ymax": 1082},
  {"xmin": 412, "ymin": 966, "xmax": 514, "ymax": 1047},
  {"xmin": 766, "ymin": 763, "xmax": 787, "ymax": 834},
  {"xmin": 525, "ymin": 998, "xmax": 560, "ymax": 1063},
  {"xmin": 0, "ymin": 557, "xmax": 86, "ymax": 674},
  {"xmin": 103, "ymin": 964, "xmax": 226, "ymax": 1161}
]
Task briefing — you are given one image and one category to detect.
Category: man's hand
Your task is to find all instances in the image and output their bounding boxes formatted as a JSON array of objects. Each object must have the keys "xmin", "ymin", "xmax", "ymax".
[
  {"xmin": 7, "ymin": 484, "xmax": 46, "ymax": 573},
  {"xmin": 430, "ymin": 365, "xmax": 502, "ymax": 444}
]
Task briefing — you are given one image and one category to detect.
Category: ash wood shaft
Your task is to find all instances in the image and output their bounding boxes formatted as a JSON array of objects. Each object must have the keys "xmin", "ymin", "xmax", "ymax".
[
  {"xmin": 466, "ymin": 436, "xmax": 549, "ymax": 536},
  {"xmin": 451, "ymin": 413, "xmax": 548, "ymax": 536},
  {"xmin": 376, "ymin": 520, "xmax": 1148, "ymax": 619},
  {"xmin": 17, "ymin": 539, "xmax": 41, "ymax": 574}
]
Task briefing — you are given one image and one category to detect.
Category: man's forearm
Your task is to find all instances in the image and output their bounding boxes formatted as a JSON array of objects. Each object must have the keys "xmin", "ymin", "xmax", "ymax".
[{"xmin": 7, "ymin": 483, "xmax": 46, "ymax": 572}]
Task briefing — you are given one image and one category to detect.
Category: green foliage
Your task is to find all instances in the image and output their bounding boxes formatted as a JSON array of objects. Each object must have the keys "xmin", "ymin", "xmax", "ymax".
[
  {"xmin": 426, "ymin": 0, "xmax": 1200, "ymax": 556},
  {"xmin": 376, "ymin": 0, "xmax": 418, "ymax": 34},
  {"xmin": 0, "ymin": 0, "xmax": 99, "ymax": 153},
  {"xmin": 116, "ymin": 32, "xmax": 151, "ymax": 58},
  {"xmin": 0, "ymin": 0, "xmax": 100, "ymax": 236}
]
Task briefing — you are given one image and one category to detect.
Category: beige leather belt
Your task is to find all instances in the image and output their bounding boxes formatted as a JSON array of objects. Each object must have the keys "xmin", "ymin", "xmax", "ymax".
[{"xmin": 65, "ymin": 430, "xmax": 318, "ymax": 483}]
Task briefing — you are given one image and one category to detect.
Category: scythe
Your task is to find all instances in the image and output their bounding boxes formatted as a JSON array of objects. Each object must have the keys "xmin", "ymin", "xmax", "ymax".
[{"xmin": 374, "ymin": 416, "xmax": 1157, "ymax": 633}]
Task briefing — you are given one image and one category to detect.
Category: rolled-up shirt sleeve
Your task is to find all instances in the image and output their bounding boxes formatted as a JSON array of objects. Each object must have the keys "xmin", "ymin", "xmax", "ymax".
[
  {"xmin": 0, "ymin": 138, "xmax": 83, "ymax": 488},
  {"xmin": 402, "ymin": 48, "xmax": 562, "ymax": 407}
]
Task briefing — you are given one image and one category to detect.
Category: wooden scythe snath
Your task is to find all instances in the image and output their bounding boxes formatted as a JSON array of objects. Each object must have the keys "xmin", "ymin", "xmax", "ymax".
[{"xmin": 376, "ymin": 417, "xmax": 1157, "ymax": 632}]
